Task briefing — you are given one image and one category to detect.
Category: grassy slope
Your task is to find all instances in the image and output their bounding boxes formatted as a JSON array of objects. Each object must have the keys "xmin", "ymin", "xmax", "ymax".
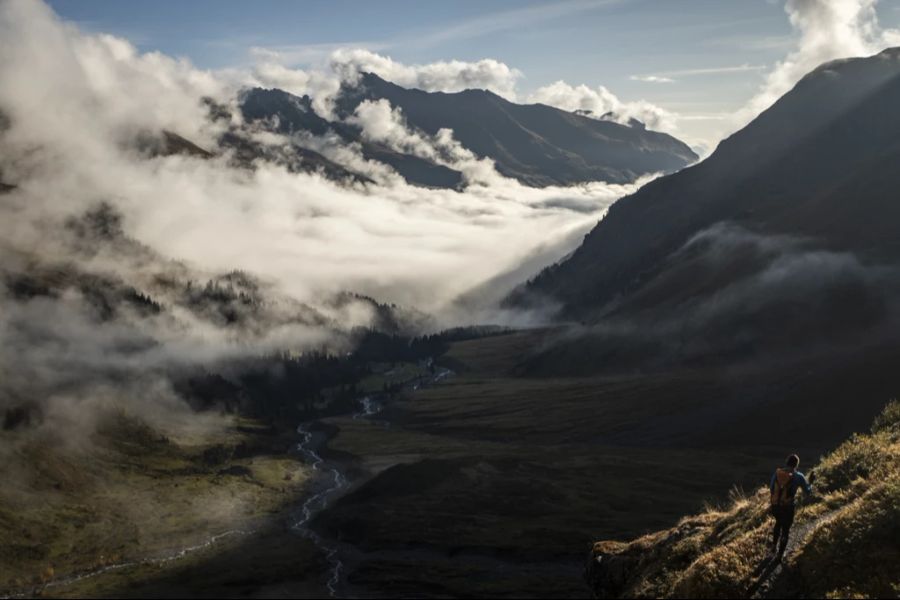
[
  {"xmin": 0, "ymin": 412, "xmax": 319, "ymax": 597},
  {"xmin": 588, "ymin": 401, "xmax": 900, "ymax": 599}
]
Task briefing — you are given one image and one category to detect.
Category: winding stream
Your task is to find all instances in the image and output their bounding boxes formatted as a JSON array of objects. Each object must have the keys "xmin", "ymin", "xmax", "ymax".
[
  {"xmin": 4, "ymin": 528, "xmax": 253, "ymax": 599},
  {"xmin": 292, "ymin": 366, "xmax": 453, "ymax": 597},
  {"xmin": 292, "ymin": 397, "xmax": 373, "ymax": 597}
]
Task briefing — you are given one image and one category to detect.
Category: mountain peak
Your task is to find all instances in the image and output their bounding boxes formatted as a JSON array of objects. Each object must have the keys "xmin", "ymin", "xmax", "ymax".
[
  {"xmin": 510, "ymin": 47, "xmax": 900, "ymax": 372},
  {"xmin": 331, "ymin": 72, "xmax": 696, "ymax": 186}
]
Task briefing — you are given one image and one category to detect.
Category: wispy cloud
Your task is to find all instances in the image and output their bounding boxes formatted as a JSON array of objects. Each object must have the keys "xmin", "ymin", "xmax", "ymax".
[
  {"xmin": 249, "ymin": 41, "xmax": 389, "ymax": 67},
  {"xmin": 402, "ymin": 0, "xmax": 623, "ymax": 49},
  {"xmin": 629, "ymin": 75, "xmax": 675, "ymax": 83},
  {"xmin": 246, "ymin": 1, "xmax": 622, "ymax": 66},
  {"xmin": 630, "ymin": 63, "xmax": 768, "ymax": 83},
  {"xmin": 677, "ymin": 113, "xmax": 731, "ymax": 121},
  {"xmin": 705, "ymin": 34, "xmax": 794, "ymax": 51}
]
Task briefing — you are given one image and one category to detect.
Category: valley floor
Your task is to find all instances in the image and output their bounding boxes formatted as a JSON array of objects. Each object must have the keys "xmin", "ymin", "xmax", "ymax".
[
  {"xmin": 305, "ymin": 329, "xmax": 899, "ymax": 597},
  {"xmin": 0, "ymin": 415, "xmax": 327, "ymax": 597},
  {"xmin": 4, "ymin": 328, "xmax": 897, "ymax": 598}
]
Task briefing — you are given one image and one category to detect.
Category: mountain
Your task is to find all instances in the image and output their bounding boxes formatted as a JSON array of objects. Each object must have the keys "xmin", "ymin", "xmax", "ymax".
[
  {"xmin": 509, "ymin": 48, "xmax": 900, "ymax": 369},
  {"xmin": 238, "ymin": 74, "xmax": 697, "ymax": 189},
  {"xmin": 238, "ymin": 87, "xmax": 464, "ymax": 189},
  {"xmin": 335, "ymin": 72, "xmax": 697, "ymax": 186},
  {"xmin": 586, "ymin": 400, "xmax": 900, "ymax": 599}
]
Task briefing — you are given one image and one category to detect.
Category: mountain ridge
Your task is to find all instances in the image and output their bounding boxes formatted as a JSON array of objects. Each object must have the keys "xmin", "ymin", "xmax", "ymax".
[
  {"xmin": 236, "ymin": 72, "xmax": 697, "ymax": 189},
  {"xmin": 505, "ymin": 48, "xmax": 900, "ymax": 374},
  {"xmin": 334, "ymin": 72, "xmax": 698, "ymax": 186},
  {"xmin": 517, "ymin": 47, "xmax": 900, "ymax": 318}
]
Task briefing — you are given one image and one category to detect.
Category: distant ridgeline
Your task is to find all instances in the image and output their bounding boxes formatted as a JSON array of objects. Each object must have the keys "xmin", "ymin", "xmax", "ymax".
[{"xmin": 234, "ymin": 73, "xmax": 697, "ymax": 189}]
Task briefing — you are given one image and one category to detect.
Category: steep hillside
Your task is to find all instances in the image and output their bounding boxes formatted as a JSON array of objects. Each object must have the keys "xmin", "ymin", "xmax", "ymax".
[
  {"xmin": 238, "ymin": 87, "xmax": 464, "ymax": 189},
  {"xmin": 517, "ymin": 48, "xmax": 900, "ymax": 318},
  {"xmin": 334, "ymin": 72, "xmax": 697, "ymax": 186},
  {"xmin": 237, "ymin": 75, "xmax": 697, "ymax": 189},
  {"xmin": 587, "ymin": 400, "xmax": 900, "ymax": 599}
]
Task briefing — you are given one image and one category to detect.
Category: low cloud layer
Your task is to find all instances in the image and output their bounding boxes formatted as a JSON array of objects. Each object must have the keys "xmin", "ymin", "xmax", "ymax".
[
  {"xmin": 8, "ymin": 0, "xmax": 892, "ymax": 436},
  {"xmin": 1, "ymin": 0, "xmax": 645, "ymax": 313},
  {"xmin": 0, "ymin": 1, "xmax": 651, "ymax": 434},
  {"xmin": 528, "ymin": 223, "xmax": 900, "ymax": 375}
]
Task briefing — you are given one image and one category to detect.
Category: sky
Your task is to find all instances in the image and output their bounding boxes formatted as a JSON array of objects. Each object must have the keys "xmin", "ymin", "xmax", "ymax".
[{"xmin": 44, "ymin": 0, "xmax": 900, "ymax": 149}]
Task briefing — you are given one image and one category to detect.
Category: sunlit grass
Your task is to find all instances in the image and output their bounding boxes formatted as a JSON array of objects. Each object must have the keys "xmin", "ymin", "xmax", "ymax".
[{"xmin": 589, "ymin": 400, "xmax": 900, "ymax": 598}]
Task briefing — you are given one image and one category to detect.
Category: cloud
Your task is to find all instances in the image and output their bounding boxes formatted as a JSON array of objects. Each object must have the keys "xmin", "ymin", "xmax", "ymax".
[
  {"xmin": 705, "ymin": 34, "xmax": 795, "ymax": 52},
  {"xmin": 330, "ymin": 48, "xmax": 522, "ymax": 99},
  {"xmin": 737, "ymin": 0, "xmax": 900, "ymax": 125},
  {"xmin": 0, "ymin": 1, "xmax": 671, "ymax": 455},
  {"xmin": 545, "ymin": 223, "xmax": 900, "ymax": 372},
  {"xmin": 0, "ymin": 0, "xmax": 652, "ymax": 440},
  {"xmin": 528, "ymin": 80, "xmax": 678, "ymax": 134},
  {"xmin": 670, "ymin": 224, "xmax": 896, "ymax": 345},
  {"xmin": 0, "ymin": 0, "xmax": 227, "ymax": 153},
  {"xmin": 631, "ymin": 63, "xmax": 768, "ymax": 83},
  {"xmin": 247, "ymin": 57, "xmax": 342, "ymax": 118},
  {"xmin": 249, "ymin": 41, "xmax": 388, "ymax": 67},
  {"xmin": 347, "ymin": 98, "xmax": 499, "ymax": 185},
  {"xmin": 239, "ymin": 47, "xmax": 524, "ymax": 119},
  {"xmin": 348, "ymin": 98, "xmax": 437, "ymax": 157},
  {"xmin": 629, "ymin": 75, "xmax": 675, "ymax": 84},
  {"xmin": 245, "ymin": 40, "xmax": 680, "ymax": 140},
  {"xmin": 400, "ymin": 0, "xmax": 622, "ymax": 49}
]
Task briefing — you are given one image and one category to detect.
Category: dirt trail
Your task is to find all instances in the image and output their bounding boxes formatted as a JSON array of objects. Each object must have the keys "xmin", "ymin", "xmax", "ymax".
[{"xmin": 750, "ymin": 505, "xmax": 842, "ymax": 599}]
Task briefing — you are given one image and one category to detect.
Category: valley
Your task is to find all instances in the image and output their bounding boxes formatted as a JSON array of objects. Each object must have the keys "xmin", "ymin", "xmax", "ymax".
[
  {"xmin": 0, "ymin": 415, "xmax": 322, "ymax": 597},
  {"xmin": 3, "ymin": 2, "xmax": 900, "ymax": 598},
  {"xmin": 304, "ymin": 330, "xmax": 900, "ymax": 597},
  {"xmin": 20, "ymin": 326, "xmax": 891, "ymax": 598}
]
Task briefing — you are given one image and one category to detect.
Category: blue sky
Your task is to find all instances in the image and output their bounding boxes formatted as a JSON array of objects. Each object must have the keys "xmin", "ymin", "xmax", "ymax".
[{"xmin": 46, "ymin": 0, "xmax": 900, "ymax": 147}]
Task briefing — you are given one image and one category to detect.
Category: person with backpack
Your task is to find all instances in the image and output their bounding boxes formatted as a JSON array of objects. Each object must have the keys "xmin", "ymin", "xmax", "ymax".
[{"xmin": 769, "ymin": 454, "xmax": 813, "ymax": 557}]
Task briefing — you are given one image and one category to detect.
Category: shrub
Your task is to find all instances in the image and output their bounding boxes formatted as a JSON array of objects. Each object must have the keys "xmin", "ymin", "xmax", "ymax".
[{"xmin": 871, "ymin": 399, "xmax": 900, "ymax": 434}]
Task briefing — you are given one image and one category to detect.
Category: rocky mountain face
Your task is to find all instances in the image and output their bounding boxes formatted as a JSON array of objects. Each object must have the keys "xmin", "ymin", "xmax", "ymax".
[
  {"xmin": 236, "ymin": 73, "xmax": 697, "ymax": 189},
  {"xmin": 332, "ymin": 72, "xmax": 697, "ymax": 186},
  {"xmin": 236, "ymin": 87, "xmax": 463, "ymax": 188}
]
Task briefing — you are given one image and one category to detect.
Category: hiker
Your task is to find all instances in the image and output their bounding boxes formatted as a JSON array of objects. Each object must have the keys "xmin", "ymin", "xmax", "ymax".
[{"xmin": 769, "ymin": 454, "xmax": 812, "ymax": 557}]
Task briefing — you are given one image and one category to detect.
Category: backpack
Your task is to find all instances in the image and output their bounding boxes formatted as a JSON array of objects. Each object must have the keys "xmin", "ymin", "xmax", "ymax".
[{"xmin": 771, "ymin": 468, "xmax": 794, "ymax": 506}]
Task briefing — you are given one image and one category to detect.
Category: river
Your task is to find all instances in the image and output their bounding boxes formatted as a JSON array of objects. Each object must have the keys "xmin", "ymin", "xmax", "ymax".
[
  {"xmin": 3, "ymin": 366, "xmax": 452, "ymax": 599},
  {"xmin": 291, "ymin": 366, "xmax": 453, "ymax": 597}
]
